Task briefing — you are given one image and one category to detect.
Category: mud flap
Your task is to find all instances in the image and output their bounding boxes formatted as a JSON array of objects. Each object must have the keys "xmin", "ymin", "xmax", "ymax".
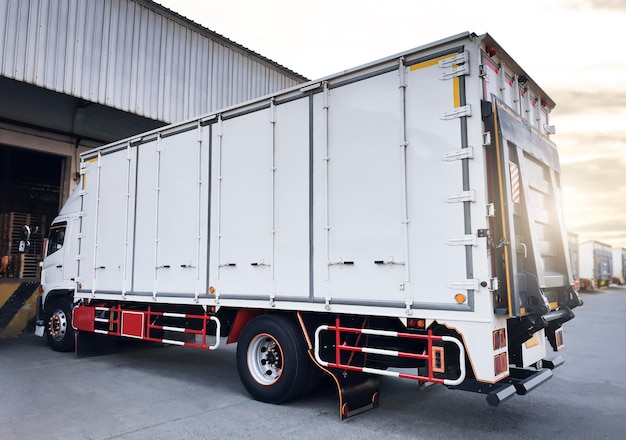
[
  {"xmin": 75, "ymin": 330, "xmax": 118, "ymax": 357},
  {"xmin": 326, "ymin": 369, "xmax": 380, "ymax": 420}
]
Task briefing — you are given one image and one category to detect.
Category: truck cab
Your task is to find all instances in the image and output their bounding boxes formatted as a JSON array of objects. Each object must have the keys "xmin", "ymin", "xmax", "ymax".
[{"xmin": 36, "ymin": 188, "xmax": 81, "ymax": 351}]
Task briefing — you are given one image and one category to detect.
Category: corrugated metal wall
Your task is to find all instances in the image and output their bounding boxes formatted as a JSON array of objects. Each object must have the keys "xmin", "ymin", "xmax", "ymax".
[{"xmin": 0, "ymin": 0, "xmax": 307, "ymax": 123}]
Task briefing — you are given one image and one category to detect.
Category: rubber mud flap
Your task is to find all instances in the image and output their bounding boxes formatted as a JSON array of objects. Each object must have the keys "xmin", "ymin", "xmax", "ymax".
[
  {"xmin": 75, "ymin": 331, "xmax": 118, "ymax": 357},
  {"xmin": 327, "ymin": 369, "xmax": 380, "ymax": 420}
]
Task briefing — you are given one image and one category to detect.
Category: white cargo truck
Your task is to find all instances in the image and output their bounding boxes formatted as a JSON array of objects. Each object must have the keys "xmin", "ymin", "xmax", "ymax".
[
  {"xmin": 36, "ymin": 32, "xmax": 582, "ymax": 418},
  {"xmin": 579, "ymin": 241, "xmax": 612, "ymax": 289},
  {"xmin": 612, "ymin": 248, "xmax": 626, "ymax": 285}
]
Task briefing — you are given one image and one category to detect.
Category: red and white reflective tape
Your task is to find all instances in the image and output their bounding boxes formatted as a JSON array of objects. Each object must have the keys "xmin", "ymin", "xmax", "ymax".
[
  {"xmin": 87, "ymin": 305, "xmax": 221, "ymax": 350},
  {"xmin": 313, "ymin": 324, "xmax": 465, "ymax": 386},
  {"xmin": 509, "ymin": 162, "xmax": 521, "ymax": 203},
  {"xmin": 148, "ymin": 316, "xmax": 222, "ymax": 350}
]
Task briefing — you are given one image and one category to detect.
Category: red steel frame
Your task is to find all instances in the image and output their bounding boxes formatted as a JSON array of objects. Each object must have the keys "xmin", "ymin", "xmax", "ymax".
[
  {"xmin": 74, "ymin": 303, "xmax": 221, "ymax": 350},
  {"xmin": 314, "ymin": 317, "xmax": 466, "ymax": 386}
]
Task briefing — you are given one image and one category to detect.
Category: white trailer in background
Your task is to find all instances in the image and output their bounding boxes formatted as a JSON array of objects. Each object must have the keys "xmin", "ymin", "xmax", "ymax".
[
  {"xmin": 579, "ymin": 241, "xmax": 612, "ymax": 289},
  {"xmin": 612, "ymin": 248, "xmax": 626, "ymax": 285},
  {"xmin": 36, "ymin": 32, "xmax": 582, "ymax": 419}
]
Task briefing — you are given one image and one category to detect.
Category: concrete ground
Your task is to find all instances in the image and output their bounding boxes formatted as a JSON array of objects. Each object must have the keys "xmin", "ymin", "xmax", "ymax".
[{"xmin": 1, "ymin": 285, "xmax": 625, "ymax": 439}]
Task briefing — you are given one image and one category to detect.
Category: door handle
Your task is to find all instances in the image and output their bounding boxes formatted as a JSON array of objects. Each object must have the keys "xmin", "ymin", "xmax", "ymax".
[
  {"xmin": 56, "ymin": 265, "xmax": 63, "ymax": 268},
  {"xmin": 519, "ymin": 243, "xmax": 527, "ymax": 259}
]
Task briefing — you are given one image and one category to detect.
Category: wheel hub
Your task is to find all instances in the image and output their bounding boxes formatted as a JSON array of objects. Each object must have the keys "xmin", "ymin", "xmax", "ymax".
[
  {"xmin": 248, "ymin": 334, "xmax": 283, "ymax": 385},
  {"xmin": 49, "ymin": 309, "xmax": 67, "ymax": 341}
]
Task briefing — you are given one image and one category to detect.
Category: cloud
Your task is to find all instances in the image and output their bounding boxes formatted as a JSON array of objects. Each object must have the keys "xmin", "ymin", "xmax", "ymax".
[
  {"xmin": 550, "ymin": 90, "xmax": 626, "ymax": 116},
  {"xmin": 556, "ymin": 123, "xmax": 626, "ymax": 246},
  {"xmin": 562, "ymin": 0, "xmax": 626, "ymax": 11},
  {"xmin": 556, "ymin": 131, "xmax": 626, "ymax": 151},
  {"xmin": 561, "ymin": 153, "xmax": 626, "ymax": 247},
  {"xmin": 553, "ymin": 127, "xmax": 626, "ymax": 182},
  {"xmin": 562, "ymin": 157, "xmax": 626, "ymax": 197}
]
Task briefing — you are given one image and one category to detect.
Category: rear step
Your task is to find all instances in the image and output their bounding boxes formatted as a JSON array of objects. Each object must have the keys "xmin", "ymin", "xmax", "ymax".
[{"xmin": 486, "ymin": 367, "xmax": 553, "ymax": 406}]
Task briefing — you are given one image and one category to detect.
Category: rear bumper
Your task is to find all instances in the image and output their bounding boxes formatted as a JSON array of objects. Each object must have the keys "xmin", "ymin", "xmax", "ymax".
[
  {"xmin": 452, "ymin": 359, "xmax": 559, "ymax": 406},
  {"xmin": 486, "ymin": 367, "xmax": 553, "ymax": 406}
]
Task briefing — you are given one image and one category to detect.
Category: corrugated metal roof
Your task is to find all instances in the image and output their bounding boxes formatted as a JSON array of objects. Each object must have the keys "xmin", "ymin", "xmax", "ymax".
[{"xmin": 0, "ymin": 0, "xmax": 308, "ymax": 123}]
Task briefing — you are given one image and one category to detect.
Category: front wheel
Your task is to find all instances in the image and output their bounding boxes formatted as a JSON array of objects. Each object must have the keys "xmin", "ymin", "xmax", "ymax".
[
  {"xmin": 45, "ymin": 297, "xmax": 75, "ymax": 352},
  {"xmin": 236, "ymin": 315, "xmax": 311, "ymax": 404}
]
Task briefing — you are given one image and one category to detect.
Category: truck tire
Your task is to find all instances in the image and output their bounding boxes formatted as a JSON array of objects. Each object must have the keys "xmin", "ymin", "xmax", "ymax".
[
  {"xmin": 236, "ymin": 315, "xmax": 311, "ymax": 404},
  {"xmin": 45, "ymin": 297, "xmax": 75, "ymax": 352}
]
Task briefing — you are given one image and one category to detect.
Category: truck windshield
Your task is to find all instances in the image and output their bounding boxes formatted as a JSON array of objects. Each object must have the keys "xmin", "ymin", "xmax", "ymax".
[{"xmin": 47, "ymin": 222, "xmax": 66, "ymax": 256}]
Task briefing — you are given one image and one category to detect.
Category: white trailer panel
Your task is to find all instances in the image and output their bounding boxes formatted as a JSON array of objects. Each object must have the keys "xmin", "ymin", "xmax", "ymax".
[
  {"xmin": 579, "ymin": 240, "xmax": 612, "ymax": 288},
  {"xmin": 70, "ymin": 32, "xmax": 574, "ymax": 320},
  {"xmin": 612, "ymin": 248, "xmax": 626, "ymax": 285}
]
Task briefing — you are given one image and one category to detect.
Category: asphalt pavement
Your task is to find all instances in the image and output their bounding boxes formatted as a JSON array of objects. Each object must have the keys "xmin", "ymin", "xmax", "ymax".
[{"xmin": 1, "ymin": 285, "xmax": 625, "ymax": 439}]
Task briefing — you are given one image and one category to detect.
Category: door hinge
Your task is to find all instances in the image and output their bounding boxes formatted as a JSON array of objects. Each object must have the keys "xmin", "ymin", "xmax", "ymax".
[
  {"xmin": 441, "ymin": 104, "xmax": 471, "ymax": 120},
  {"xmin": 445, "ymin": 190, "xmax": 475, "ymax": 203},
  {"xmin": 440, "ymin": 63, "xmax": 470, "ymax": 80},
  {"xmin": 482, "ymin": 132, "xmax": 492, "ymax": 146},
  {"xmin": 477, "ymin": 229, "xmax": 491, "ymax": 238},
  {"xmin": 443, "ymin": 146, "xmax": 474, "ymax": 162},
  {"xmin": 489, "ymin": 278, "xmax": 500, "ymax": 291},
  {"xmin": 438, "ymin": 51, "xmax": 470, "ymax": 80},
  {"xmin": 446, "ymin": 235, "xmax": 477, "ymax": 247},
  {"xmin": 448, "ymin": 279, "xmax": 480, "ymax": 291}
]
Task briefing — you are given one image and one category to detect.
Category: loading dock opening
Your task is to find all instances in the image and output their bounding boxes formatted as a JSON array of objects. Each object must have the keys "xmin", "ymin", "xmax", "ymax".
[{"xmin": 0, "ymin": 144, "xmax": 64, "ymax": 279}]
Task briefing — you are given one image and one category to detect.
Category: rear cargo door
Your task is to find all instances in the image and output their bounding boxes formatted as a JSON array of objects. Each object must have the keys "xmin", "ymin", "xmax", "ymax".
[{"xmin": 313, "ymin": 49, "xmax": 476, "ymax": 310}]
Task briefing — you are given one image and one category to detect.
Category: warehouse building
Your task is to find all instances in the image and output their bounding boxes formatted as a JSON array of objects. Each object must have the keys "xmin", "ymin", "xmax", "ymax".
[{"xmin": 0, "ymin": 0, "xmax": 307, "ymax": 336}]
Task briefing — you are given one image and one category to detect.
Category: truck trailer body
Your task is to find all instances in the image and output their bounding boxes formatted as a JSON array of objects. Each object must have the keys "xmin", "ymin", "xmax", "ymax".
[
  {"xmin": 36, "ymin": 32, "xmax": 581, "ymax": 418},
  {"xmin": 579, "ymin": 241, "xmax": 612, "ymax": 289},
  {"xmin": 612, "ymin": 248, "xmax": 626, "ymax": 285}
]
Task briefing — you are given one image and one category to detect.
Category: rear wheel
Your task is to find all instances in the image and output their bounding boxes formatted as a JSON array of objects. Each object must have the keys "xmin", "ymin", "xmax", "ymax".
[
  {"xmin": 236, "ymin": 315, "xmax": 311, "ymax": 404},
  {"xmin": 45, "ymin": 297, "xmax": 75, "ymax": 352}
]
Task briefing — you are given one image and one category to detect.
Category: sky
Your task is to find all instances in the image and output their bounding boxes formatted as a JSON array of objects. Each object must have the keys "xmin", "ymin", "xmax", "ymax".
[{"xmin": 158, "ymin": 0, "xmax": 626, "ymax": 248}]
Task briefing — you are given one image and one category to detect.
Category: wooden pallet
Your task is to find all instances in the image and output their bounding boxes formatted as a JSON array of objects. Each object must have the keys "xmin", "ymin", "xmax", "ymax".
[{"xmin": 0, "ymin": 212, "xmax": 46, "ymax": 279}]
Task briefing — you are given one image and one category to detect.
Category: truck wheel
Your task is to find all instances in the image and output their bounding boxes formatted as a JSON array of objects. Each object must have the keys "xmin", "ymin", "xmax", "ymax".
[
  {"xmin": 45, "ymin": 298, "xmax": 75, "ymax": 352},
  {"xmin": 236, "ymin": 315, "xmax": 311, "ymax": 404}
]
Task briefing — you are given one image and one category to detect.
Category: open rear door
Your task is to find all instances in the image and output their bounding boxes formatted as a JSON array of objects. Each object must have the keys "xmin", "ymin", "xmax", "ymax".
[{"xmin": 487, "ymin": 98, "xmax": 582, "ymax": 320}]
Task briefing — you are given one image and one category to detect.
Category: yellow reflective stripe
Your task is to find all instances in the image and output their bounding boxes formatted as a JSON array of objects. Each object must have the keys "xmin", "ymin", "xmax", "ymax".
[
  {"xmin": 409, "ymin": 53, "xmax": 457, "ymax": 71},
  {"xmin": 410, "ymin": 53, "xmax": 461, "ymax": 108},
  {"xmin": 493, "ymin": 105, "xmax": 513, "ymax": 317},
  {"xmin": 82, "ymin": 157, "xmax": 98, "ymax": 189}
]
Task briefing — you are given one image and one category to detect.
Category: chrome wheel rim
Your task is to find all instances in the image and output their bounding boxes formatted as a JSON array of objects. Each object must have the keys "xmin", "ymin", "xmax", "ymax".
[
  {"xmin": 49, "ymin": 308, "xmax": 68, "ymax": 342},
  {"xmin": 247, "ymin": 333, "xmax": 283, "ymax": 385}
]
